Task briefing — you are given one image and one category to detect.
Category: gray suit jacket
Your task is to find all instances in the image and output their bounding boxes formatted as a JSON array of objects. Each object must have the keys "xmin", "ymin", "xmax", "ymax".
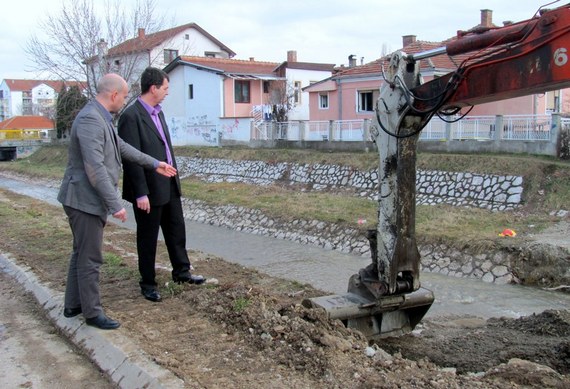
[{"xmin": 58, "ymin": 100, "xmax": 158, "ymax": 217}]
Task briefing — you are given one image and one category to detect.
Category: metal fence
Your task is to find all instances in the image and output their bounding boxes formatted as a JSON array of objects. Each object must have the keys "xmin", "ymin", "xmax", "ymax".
[
  {"xmin": 420, "ymin": 115, "xmax": 554, "ymax": 141},
  {"xmin": 255, "ymin": 120, "xmax": 368, "ymax": 142},
  {"xmin": 255, "ymin": 115, "xmax": 556, "ymax": 143},
  {"xmin": 501, "ymin": 115, "xmax": 551, "ymax": 140}
]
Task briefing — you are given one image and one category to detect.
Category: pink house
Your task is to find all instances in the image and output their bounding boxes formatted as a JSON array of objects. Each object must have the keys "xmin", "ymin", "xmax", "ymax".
[{"xmin": 305, "ymin": 10, "xmax": 567, "ymax": 122}]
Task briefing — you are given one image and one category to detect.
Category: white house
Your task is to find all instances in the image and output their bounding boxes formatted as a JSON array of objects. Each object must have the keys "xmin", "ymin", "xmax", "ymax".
[
  {"xmin": 86, "ymin": 23, "xmax": 236, "ymax": 92},
  {"xmin": 160, "ymin": 53, "xmax": 335, "ymax": 146},
  {"xmin": 0, "ymin": 79, "xmax": 85, "ymax": 120},
  {"xmin": 273, "ymin": 51, "xmax": 336, "ymax": 121},
  {"xmin": 162, "ymin": 56, "xmax": 281, "ymax": 146}
]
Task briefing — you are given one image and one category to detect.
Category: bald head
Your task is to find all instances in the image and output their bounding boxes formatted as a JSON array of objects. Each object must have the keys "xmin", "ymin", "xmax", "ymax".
[
  {"xmin": 95, "ymin": 73, "xmax": 129, "ymax": 113},
  {"xmin": 97, "ymin": 73, "xmax": 127, "ymax": 96}
]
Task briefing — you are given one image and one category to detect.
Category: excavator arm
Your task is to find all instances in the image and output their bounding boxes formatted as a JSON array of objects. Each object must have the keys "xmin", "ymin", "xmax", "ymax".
[{"xmin": 304, "ymin": 2, "xmax": 570, "ymax": 339}]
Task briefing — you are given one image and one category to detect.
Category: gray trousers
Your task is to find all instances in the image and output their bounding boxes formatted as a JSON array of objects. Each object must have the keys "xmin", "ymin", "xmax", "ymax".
[{"xmin": 63, "ymin": 206, "xmax": 106, "ymax": 319}]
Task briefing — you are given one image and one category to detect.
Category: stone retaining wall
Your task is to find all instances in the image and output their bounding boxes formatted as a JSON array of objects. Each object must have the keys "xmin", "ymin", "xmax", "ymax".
[{"xmin": 178, "ymin": 157, "xmax": 523, "ymax": 211}]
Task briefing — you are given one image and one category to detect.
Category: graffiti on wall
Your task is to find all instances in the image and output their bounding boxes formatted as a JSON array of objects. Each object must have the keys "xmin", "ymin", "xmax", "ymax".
[
  {"xmin": 220, "ymin": 118, "xmax": 240, "ymax": 139},
  {"xmin": 169, "ymin": 115, "xmax": 218, "ymax": 145}
]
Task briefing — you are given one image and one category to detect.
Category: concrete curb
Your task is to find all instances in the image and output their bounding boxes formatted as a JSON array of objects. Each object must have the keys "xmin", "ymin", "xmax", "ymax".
[{"xmin": 0, "ymin": 253, "xmax": 185, "ymax": 389}]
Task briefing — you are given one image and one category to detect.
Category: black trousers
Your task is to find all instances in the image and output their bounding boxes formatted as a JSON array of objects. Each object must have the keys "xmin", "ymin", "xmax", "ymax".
[{"xmin": 133, "ymin": 179, "xmax": 191, "ymax": 289}]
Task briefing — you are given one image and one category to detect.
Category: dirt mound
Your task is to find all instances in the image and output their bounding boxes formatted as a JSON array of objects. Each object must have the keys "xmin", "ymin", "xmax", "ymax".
[
  {"xmin": 488, "ymin": 310, "xmax": 570, "ymax": 336},
  {"xmin": 380, "ymin": 310, "xmax": 570, "ymax": 378}
]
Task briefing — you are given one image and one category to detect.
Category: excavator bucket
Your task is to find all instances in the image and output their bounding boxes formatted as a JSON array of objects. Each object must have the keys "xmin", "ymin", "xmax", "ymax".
[{"xmin": 302, "ymin": 287, "xmax": 434, "ymax": 339}]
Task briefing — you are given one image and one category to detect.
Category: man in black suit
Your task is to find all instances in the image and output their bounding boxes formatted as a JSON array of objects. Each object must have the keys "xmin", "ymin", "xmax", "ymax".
[{"xmin": 118, "ymin": 67, "xmax": 204, "ymax": 303}]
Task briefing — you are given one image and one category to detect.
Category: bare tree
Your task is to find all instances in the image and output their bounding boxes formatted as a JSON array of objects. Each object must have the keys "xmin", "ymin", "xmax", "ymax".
[
  {"xmin": 25, "ymin": 0, "xmax": 170, "ymax": 97},
  {"xmin": 265, "ymin": 80, "xmax": 295, "ymax": 122}
]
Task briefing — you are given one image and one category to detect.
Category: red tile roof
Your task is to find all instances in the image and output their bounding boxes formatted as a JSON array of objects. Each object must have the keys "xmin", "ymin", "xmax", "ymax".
[
  {"xmin": 2, "ymin": 79, "xmax": 86, "ymax": 92},
  {"xmin": 334, "ymin": 39, "xmax": 468, "ymax": 81},
  {"xmin": 176, "ymin": 56, "xmax": 279, "ymax": 75},
  {"xmin": 106, "ymin": 23, "xmax": 236, "ymax": 58},
  {"xmin": 0, "ymin": 116, "xmax": 54, "ymax": 130}
]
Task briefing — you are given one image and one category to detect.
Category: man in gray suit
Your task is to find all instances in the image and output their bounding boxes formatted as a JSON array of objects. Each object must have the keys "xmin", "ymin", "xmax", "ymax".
[{"xmin": 58, "ymin": 73, "xmax": 177, "ymax": 330}]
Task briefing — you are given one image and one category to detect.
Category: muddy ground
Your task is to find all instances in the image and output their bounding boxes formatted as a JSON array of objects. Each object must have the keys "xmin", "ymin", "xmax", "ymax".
[{"xmin": 1, "ymin": 188, "xmax": 569, "ymax": 388}]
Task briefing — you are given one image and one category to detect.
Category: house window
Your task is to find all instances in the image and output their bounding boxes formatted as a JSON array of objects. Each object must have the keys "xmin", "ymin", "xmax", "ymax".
[
  {"xmin": 164, "ymin": 49, "xmax": 178, "ymax": 63},
  {"xmin": 188, "ymin": 84, "xmax": 194, "ymax": 99},
  {"xmin": 263, "ymin": 81, "xmax": 270, "ymax": 94},
  {"xmin": 319, "ymin": 93, "xmax": 329, "ymax": 109},
  {"xmin": 293, "ymin": 81, "xmax": 302, "ymax": 104},
  {"xmin": 235, "ymin": 80, "xmax": 250, "ymax": 103},
  {"xmin": 184, "ymin": 34, "xmax": 190, "ymax": 40},
  {"xmin": 358, "ymin": 90, "xmax": 375, "ymax": 112}
]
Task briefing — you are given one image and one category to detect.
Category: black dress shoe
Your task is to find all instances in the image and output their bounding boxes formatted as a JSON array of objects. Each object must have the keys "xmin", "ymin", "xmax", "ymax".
[
  {"xmin": 173, "ymin": 274, "xmax": 205, "ymax": 285},
  {"xmin": 85, "ymin": 314, "xmax": 120, "ymax": 330},
  {"xmin": 63, "ymin": 307, "xmax": 82, "ymax": 318},
  {"xmin": 141, "ymin": 288, "xmax": 162, "ymax": 302}
]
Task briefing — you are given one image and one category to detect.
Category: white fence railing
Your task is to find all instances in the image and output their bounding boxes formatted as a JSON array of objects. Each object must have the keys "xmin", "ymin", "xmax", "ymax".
[
  {"xmin": 502, "ymin": 115, "xmax": 552, "ymax": 140},
  {"xmin": 419, "ymin": 115, "xmax": 555, "ymax": 142},
  {"xmin": 254, "ymin": 115, "xmax": 557, "ymax": 142}
]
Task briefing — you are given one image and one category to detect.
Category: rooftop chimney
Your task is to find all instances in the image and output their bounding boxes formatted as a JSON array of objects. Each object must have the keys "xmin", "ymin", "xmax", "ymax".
[
  {"xmin": 348, "ymin": 54, "xmax": 357, "ymax": 67},
  {"xmin": 480, "ymin": 9, "xmax": 493, "ymax": 27},
  {"xmin": 138, "ymin": 28, "xmax": 145, "ymax": 39},
  {"xmin": 402, "ymin": 35, "xmax": 416, "ymax": 48},
  {"xmin": 287, "ymin": 50, "xmax": 297, "ymax": 62},
  {"xmin": 97, "ymin": 38, "xmax": 108, "ymax": 57}
]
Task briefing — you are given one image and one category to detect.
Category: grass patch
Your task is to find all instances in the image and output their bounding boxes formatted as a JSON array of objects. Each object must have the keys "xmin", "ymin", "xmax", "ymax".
[
  {"xmin": 162, "ymin": 280, "xmax": 186, "ymax": 297},
  {"xmin": 233, "ymin": 297, "xmax": 251, "ymax": 312},
  {"xmin": 181, "ymin": 179, "xmax": 377, "ymax": 227},
  {"xmin": 102, "ymin": 252, "xmax": 136, "ymax": 280},
  {"xmin": 0, "ymin": 191, "xmax": 71, "ymax": 264},
  {"xmin": 416, "ymin": 204, "xmax": 554, "ymax": 249},
  {"xmin": 3, "ymin": 144, "xmax": 67, "ymax": 180}
]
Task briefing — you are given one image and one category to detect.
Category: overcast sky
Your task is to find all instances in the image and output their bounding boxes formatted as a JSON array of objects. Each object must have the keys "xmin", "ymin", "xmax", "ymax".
[{"xmin": 0, "ymin": 0, "xmax": 559, "ymax": 80}]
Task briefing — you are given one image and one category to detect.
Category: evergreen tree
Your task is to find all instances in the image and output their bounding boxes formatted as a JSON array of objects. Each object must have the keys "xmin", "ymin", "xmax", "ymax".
[{"xmin": 56, "ymin": 85, "xmax": 87, "ymax": 139}]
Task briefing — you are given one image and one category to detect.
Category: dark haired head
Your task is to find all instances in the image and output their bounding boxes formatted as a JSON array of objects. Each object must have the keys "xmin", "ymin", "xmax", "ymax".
[{"xmin": 140, "ymin": 67, "xmax": 170, "ymax": 94}]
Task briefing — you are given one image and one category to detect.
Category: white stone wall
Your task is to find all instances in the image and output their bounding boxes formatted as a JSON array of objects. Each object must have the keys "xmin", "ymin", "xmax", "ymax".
[{"xmin": 177, "ymin": 157, "xmax": 523, "ymax": 211}]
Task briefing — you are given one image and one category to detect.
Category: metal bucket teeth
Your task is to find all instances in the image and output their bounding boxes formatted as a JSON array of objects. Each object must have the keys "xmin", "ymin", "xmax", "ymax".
[{"xmin": 302, "ymin": 288, "xmax": 434, "ymax": 339}]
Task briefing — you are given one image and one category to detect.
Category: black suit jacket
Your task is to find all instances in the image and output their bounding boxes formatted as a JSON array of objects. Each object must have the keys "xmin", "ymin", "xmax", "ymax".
[{"xmin": 118, "ymin": 100, "xmax": 181, "ymax": 206}]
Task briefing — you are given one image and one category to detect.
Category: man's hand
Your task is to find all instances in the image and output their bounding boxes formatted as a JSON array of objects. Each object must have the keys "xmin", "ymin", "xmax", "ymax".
[
  {"xmin": 112, "ymin": 208, "xmax": 128, "ymax": 222},
  {"xmin": 136, "ymin": 196, "xmax": 151, "ymax": 214},
  {"xmin": 156, "ymin": 161, "xmax": 177, "ymax": 177}
]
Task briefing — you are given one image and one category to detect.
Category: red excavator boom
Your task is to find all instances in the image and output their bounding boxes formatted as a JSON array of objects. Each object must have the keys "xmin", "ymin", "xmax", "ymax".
[{"xmin": 414, "ymin": 2, "xmax": 570, "ymax": 111}]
